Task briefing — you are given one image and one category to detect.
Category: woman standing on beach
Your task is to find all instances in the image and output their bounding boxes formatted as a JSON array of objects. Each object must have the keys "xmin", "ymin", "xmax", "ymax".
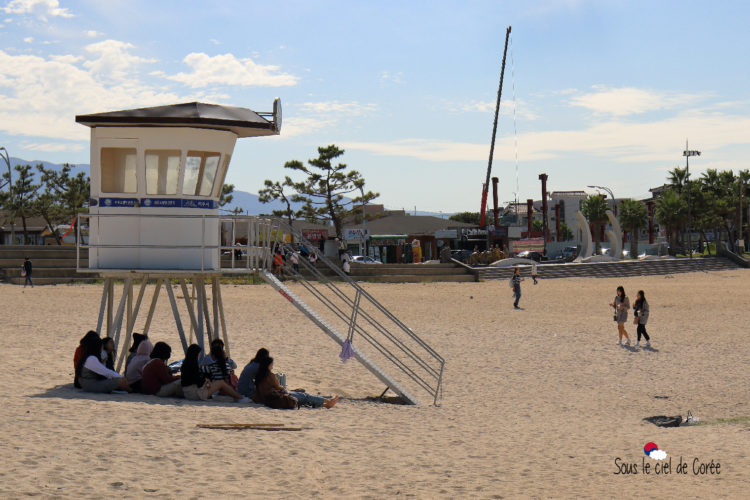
[
  {"xmin": 610, "ymin": 285, "xmax": 631, "ymax": 346},
  {"xmin": 510, "ymin": 267, "xmax": 523, "ymax": 309},
  {"xmin": 633, "ymin": 290, "xmax": 651, "ymax": 348}
]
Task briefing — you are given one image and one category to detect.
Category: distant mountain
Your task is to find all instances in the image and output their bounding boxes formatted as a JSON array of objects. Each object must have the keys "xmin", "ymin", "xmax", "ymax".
[
  {"xmin": 8, "ymin": 157, "xmax": 88, "ymax": 181},
  {"xmin": 7, "ymin": 157, "xmax": 455, "ymax": 218}
]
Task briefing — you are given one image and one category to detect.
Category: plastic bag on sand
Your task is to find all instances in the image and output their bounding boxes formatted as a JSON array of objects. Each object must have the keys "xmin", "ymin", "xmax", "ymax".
[{"xmin": 339, "ymin": 339, "xmax": 355, "ymax": 362}]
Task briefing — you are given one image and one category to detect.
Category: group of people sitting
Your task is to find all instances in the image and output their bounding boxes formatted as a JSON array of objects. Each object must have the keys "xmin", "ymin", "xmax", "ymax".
[{"xmin": 73, "ymin": 331, "xmax": 338, "ymax": 410}]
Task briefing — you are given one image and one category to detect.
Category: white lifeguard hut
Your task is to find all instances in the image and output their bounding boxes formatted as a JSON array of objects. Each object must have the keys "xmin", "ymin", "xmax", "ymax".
[
  {"xmin": 75, "ymin": 100, "xmax": 444, "ymax": 405},
  {"xmin": 75, "ymin": 101, "xmax": 280, "ymax": 366}
]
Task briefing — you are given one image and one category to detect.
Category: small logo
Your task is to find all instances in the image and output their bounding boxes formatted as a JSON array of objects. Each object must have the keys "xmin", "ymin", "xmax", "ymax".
[
  {"xmin": 103, "ymin": 198, "xmax": 112, "ymax": 206},
  {"xmin": 644, "ymin": 442, "xmax": 668, "ymax": 460},
  {"xmin": 142, "ymin": 198, "xmax": 152, "ymax": 207}
]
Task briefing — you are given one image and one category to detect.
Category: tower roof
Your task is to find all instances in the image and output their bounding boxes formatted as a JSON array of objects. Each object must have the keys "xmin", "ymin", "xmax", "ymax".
[{"xmin": 76, "ymin": 101, "xmax": 279, "ymax": 138}]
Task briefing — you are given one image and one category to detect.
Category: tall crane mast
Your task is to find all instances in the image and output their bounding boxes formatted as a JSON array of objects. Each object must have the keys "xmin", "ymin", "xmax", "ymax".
[{"xmin": 480, "ymin": 25, "xmax": 512, "ymax": 230}]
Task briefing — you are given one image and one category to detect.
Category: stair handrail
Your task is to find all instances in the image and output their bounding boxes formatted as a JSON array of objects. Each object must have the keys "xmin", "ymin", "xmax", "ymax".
[{"xmin": 253, "ymin": 217, "xmax": 444, "ymax": 405}]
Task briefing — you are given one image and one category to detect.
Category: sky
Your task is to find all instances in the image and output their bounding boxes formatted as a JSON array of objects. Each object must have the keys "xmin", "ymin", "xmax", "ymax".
[{"xmin": 1, "ymin": 0, "xmax": 749, "ymax": 213}]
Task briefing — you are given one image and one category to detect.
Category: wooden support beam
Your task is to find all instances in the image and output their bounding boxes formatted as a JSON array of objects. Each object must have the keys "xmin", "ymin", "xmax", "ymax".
[
  {"xmin": 107, "ymin": 279, "xmax": 114, "ymax": 336},
  {"xmin": 179, "ymin": 279, "xmax": 200, "ymax": 350},
  {"xmin": 96, "ymin": 278, "xmax": 109, "ymax": 335},
  {"xmin": 116, "ymin": 277, "xmax": 149, "ymax": 372},
  {"xmin": 214, "ymin": 277, "xmax": 230, "ymax": 357},
  {"xmin": 111, "ymin": 278, "xmax": 132, "ymax": 354},
  {"xmin": 166, "ymin": 280, "xmax": 189, "ymax": 354},
  {"xmin": 142, "ymin": 278, "xmax": 163, "ymax": 336},
  {"xmin": 195, "ymin": 277, "xmax": 205, "ymax": 352}
]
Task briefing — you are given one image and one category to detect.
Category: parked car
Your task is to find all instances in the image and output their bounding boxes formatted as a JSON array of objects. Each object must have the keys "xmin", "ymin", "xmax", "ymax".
[
  {"xmin": 561, "ymin": 246, "xmax": 578, "ymax": 261},
  {"xmin": 450, "ymin": 249, "xmax": 473, "ymax": 263},
  {"xmin": 351, "ymin": 255, "xmax": 382, "ymax": 264},
  {"xmin": 516, "ymin": 250, "xmax": 544, "ymax": 262}
]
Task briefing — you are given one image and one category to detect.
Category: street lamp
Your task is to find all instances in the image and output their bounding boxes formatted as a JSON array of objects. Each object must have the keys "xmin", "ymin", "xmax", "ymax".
[
  {"xmin": 587, "ymin": 185, "xmax": 616, "ymax": 215},
  {"xmin": 359, "ymin": 185, "xmax": 367, "ymax": 257},
  {"xmin": 0, "ymin": 146, "xmax": 15, "ymax": 244},
  {"xmin": 683, "ymin": 141, "xmax": 701, "ymax": 259}
]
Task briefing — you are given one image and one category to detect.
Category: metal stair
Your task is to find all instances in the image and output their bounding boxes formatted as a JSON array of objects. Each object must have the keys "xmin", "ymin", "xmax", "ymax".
[
  {"xmin": 239, "ymin": 217, "xmax": 444, "ymax": 406},
  {"xmin": 260, "ymin": 270, "xmax": 422, "ymax": 405}
]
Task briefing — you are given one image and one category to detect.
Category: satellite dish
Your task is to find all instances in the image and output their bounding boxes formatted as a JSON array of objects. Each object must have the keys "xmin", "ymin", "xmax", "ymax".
[{"xmin": 273, "ymin": 98, "xmax": 282, "ymax": 134}]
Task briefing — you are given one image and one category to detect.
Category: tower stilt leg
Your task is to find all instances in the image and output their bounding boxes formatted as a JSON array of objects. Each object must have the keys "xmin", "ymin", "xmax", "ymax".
[
  {"xmin": 142, "ymin": 278, "xmax": 163, "ymax": 336},
  {"xmin": 166, "ymin": 280, "xmax": 189, "ymax": 354}
]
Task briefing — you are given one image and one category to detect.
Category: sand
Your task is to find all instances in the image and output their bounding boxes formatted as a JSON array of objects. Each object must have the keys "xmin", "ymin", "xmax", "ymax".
[{"xmin": 1, "ymin": 270, "xmax": 748, "ymax": 498}]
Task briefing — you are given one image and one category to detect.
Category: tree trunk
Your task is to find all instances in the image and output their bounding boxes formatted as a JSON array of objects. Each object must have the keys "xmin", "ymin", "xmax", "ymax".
[
  {"xmin": 42, "ymin": 215, "xmax": 62, "ymax": 245},
  {"xmin": 630, "ymin": 225, "xmax": 638, "ymax": 258},
  {"xmin": 21, "ymin": 215, "xmax": 29, "ymax": 244}
]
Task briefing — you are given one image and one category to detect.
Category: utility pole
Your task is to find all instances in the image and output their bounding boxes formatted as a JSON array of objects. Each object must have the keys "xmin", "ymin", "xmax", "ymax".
[
  {"xmin": 0, "ymin": 147, "xmax": 15, "ymax": 244},
  {"xmin": 683, "ymin": 141, "xmax": 701, "ymax": 259}
]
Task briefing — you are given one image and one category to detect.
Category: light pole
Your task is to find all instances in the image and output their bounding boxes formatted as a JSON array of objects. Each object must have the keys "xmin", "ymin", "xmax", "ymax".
[
  {"xmin": 683, "ymin": 142, "xmax": 701, "ymax": 259},
  {"xmin": 0, "ymin": 147, "xmax": 15, "ymax": 244},
  {"xmin": 587, "ymin": 185, "xmax": 616, "ymax": 215},
  {"xmin": 359, "ymin": 185, "xmax": 367, "ymax": 257}
]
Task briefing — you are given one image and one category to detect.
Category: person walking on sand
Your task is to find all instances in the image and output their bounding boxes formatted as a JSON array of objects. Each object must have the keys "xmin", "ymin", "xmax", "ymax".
[
  {"xmin": 531, "ymin": 261, "xmax": 538, "ymax": 285},
  {"xmin": 633, "ymin": 290, "xmax": 651, "ymax": 348},
  {"xmin": 22, "ymin": 257, "xmax": 33, "ymax": 287},
  {"xmin": 510, "ymin": 267, "xmax": 524, "ymax": 309},
  {"xmin": 610, "ymin": 285, "xmax": 631, "ymax": 346}
]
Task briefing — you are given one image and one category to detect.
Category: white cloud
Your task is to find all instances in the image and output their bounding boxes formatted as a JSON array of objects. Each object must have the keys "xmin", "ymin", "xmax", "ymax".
[
  {"xmin": 23, "ymin": 36, "xmax": 33, "ymax": 43},
  {"xmin": 380, "ymin": 70, "xmax": 404, "ymax": 85},
  {"xmin": 649, "ymin": 449, "xmax": 667, "ymax": 460},
  {"xmin": 0, "ymin": 47, "xmax": 181, "ymax": 142},
  {"xmin": 166, "ymin": 52, "xmax": 298, "ymax": 88},
  {"xmin": 300, "ymin": 101, "xmax": 377, "ymax": 116},
  {"xmin": 569, "ymin": 86, "xmax": 708, "ymax": 116},
  {"xmin": 343, "ymin": 109, "xmax": 750, "ymax": 164},
  {"xmin": 83, "ymin": 39, "xmax": 157, "ymax": 80},
  {"xmin": 21, "ymin": 141, "xmax": 85, "ymax": 152},
  {"xmin": 278, "ymin": 116, "xmax": 337, "ymax": 138},
  {"xmin": 444, "ymin": 98, "xmax": 538, "ymax": 121},
  {"xmin": 209, "ymin": 38, "xmax": 220, "ymax": 45},
  {"xmin": 3, "ymin": 0, "xmax": 73, "ymax": 19},
  {"xmin": 85, "ymin": 30, "xmax": 102, "ymax": 38}
]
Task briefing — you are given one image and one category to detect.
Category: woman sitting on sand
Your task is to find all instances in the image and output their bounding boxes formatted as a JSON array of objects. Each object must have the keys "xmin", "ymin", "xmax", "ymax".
[
  {"xmin": 201, "ymin": 338, "xmax": 238, "ymax": 388},
  {"xmin": 181, "ymin": 344, "xmax": 249, "ymax": 402},
  {"xmin": 74, "ymin": 330, "xmax": 100, "ymax": 388},
  {"xmin": 140, "ymin": 342, "xmax": 183, "ymax": 398},
  {"xmin": 237, "ymin": 347, "xmax": 270, "ymax": 399},
  {"xmin": 125, "ymin": 333, "xmax": 148, "ymax": 371},
  {"xmin": 254, "ymin": 357, "xmax": 338, "ymax": 409},
  {"xmin": 101, "ymin": 336, "xmax": 116, "ymax": 370},
  {"xmin": 610, "ymin": 285, "xmax": 631, "ymax": 346},
  {"xmin": 125, "ymin": 339, "xmax": 153, "ymax": 393},
  {"xmin": 76, "ymin": 335, "xmax": 132, "ymax": 393}
]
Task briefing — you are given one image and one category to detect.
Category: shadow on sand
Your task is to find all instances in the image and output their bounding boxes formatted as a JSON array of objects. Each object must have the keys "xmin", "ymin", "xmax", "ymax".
[{"xmin": 29, "ymin": 383, "xmax": 262, "ymax": 409}]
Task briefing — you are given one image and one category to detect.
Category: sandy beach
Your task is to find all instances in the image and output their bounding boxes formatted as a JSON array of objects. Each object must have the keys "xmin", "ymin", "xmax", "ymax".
[{"xmin": 1, "ymin": 269, "xmax": 748, "ymax": 498}]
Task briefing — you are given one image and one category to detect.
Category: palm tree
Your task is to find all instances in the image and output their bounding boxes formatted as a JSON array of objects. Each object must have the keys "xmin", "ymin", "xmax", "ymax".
[
  {"xmin": 581, "ymin": 194, "xmax": 608, "ymax": 254},
  {"xmin": 667, "ymin": 167, "xmax": 688, "ymax": 194},
  {"xmin": 618, "ymin": 199, "xmax": 647, "ymax": 258},
  {"xmin": 655, "ymin": 189, "xmax": 686, "ymax": 251}
]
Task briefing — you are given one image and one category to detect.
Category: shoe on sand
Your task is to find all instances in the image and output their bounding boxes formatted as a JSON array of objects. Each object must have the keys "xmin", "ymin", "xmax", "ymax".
[
  {"xmin": 237, "ymin": 397, "xmax": 251, "ymax": 403},
  {"xmin": 624, "ymin": 340, "xmax": 631, "ymax": 346},
  {"xmin": 635, "ymin": 341, "xmax": 640, "ymax": 347},
  {"xmin": 617, "ymin": 340, "xmax": 622, "ymax": 346},
  {"xmin": 645, "ymin": 341, "xmax": 651, "ymax": 347}
]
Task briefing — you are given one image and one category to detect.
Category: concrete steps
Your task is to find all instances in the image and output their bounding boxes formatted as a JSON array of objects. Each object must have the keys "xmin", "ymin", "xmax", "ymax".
[
  {"xmin": 476, "ymin": 256, "xmax": 740, "ymax": 281},
  {"xmin": 1, "ymin": 245, "xmax": 92, "ymax": 285}
]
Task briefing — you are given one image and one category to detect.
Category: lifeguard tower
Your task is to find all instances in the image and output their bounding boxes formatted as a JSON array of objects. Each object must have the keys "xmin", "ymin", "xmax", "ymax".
[{"xmin": 75, "ymin": 101, "xmax": 444, "ymax": 405}]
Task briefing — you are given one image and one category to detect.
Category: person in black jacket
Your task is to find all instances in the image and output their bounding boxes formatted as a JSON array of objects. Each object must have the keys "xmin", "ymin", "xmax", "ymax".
[
  {"xmin": 180, "ymin": 344, "xmax": 248, "ymax": 402},
  {"xmin": 23, "ymin": 257, "xmax": 33, "ymax": 287}
]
